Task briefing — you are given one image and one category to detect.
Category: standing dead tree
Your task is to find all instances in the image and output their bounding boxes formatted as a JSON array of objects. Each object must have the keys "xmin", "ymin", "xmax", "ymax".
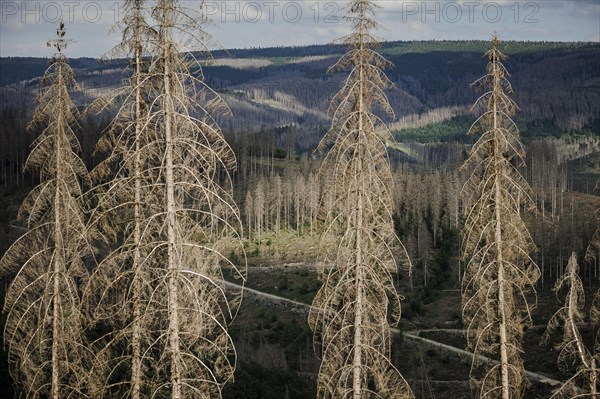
[
  {"xmin": 84, "ymin": 0, "xmax": 245, "ymax": 397},
  {"xmin": 0, "ymin": 24, "xmax": 91, "ymax": 399},
  {"xmin": 142, "ymin": 0, "xmax": 244, "ymax": 397},
  {"xmin": 543, "ymin": 252, "xmax": 598, "ymax": 398},
  {"xmin": 83, "ymin": 1, "xmax": 157, "ymax": 398},
  {"xmin": 461, "ymin": 36, "xmax": 540, "ymax": 399},
  {"xmin": 308, "ymin": 1, "xmax": 413, "ymax": 398}
]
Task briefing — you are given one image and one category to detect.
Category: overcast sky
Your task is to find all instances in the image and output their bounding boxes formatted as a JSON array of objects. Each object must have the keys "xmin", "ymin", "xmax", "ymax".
[{"xmin": 1, "ymin": 0, "xmax": 599, "ymax": 58}]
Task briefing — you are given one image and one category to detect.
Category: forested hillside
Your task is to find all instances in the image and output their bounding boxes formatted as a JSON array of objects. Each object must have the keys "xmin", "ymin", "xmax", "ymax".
[
  {"xmin": 1, "ymin": 32, "xmax": 599, "ymax": 399},
  {"xmin": 2, "ymin": 40, "xmax": 599, "ymax": 134}
]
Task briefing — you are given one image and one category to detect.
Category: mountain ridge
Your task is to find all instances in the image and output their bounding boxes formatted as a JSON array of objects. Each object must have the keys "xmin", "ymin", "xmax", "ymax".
[{"xmin": 1, "ymin": 39, "xmax": 599, "ymax": 151}]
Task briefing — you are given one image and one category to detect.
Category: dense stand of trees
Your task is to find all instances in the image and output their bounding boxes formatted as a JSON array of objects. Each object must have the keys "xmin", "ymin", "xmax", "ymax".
[
  {"xmin": 243, "ymin": 169, "xmax": 320, "ymax": 240},
  {"xmin": 238, "ymin": 150, "xmax": 600, "ymax": 295}
]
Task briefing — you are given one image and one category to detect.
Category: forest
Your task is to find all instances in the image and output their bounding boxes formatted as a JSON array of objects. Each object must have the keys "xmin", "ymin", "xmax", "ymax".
[{"xmin": 0, "ymin": 0, "xmax": 599, "ymax": 398}]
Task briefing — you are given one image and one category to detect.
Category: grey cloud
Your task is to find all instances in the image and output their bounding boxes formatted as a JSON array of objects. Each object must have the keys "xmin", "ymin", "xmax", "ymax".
[{"xmin": 1, "ymin": 0, "xmax": 598, "ymax": 57}]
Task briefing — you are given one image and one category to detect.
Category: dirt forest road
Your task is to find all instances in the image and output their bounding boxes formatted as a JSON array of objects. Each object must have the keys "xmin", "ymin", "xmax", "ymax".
[{"xmin": 225, "ymin": 279, "xmax": 562, "ymax": 387}]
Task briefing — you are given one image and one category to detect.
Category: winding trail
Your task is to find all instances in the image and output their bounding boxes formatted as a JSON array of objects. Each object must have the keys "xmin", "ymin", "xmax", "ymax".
[
  {"xmin": 225, "ymin": 280, "xmax": 562, "ymax": 387},
  {"xmin": 222, "ymin": 280, "xmax": 311, "ymax": 309},
  {"xmin": 399, "ymin": 330, "xmax": 561, "ymax": 387},
  {"xmin": 8, "ymin": 224, "xmax": 27, "ymax": 232}
]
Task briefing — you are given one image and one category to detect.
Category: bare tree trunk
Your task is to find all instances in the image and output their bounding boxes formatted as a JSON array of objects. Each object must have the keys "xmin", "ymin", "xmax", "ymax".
[
  {"xmin": 492, "ymin": 66, "xmax": 510, "ymax": 399},
  {"xmin": 497, "ymin": 265, "xmax": 510, "ymax": 399},
  {"xmin": 131, "ymin": 10, "xmax": 144, "ymax": 398},
  {"xmin": 352, "ymin": 191, "xmax": 365, "ymax": 399},
  {"xmin": 161, "ymin": 4, "xmax": 182, "ymax": 395},
  {"xmin": 51, "ymin": 206, "xmax": 62, "ymax": 399},
  {"xmin": 51, "ymin": 74, "xmax": 64, "ymax": 399},
  {"xmin": 591, "ymin": 359, "xmax": 597, "ymax": 399},
  {"xmin": 130, "ymin": 109, "xmax": 143, "ymax": 399},
  {"xmin": 352, "ymin": 49, "xmax": 367, "ymax": 398}
]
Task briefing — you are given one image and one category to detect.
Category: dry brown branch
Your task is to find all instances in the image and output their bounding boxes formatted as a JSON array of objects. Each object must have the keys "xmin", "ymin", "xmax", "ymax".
[
  {"xmin": 308, "ymin": 1, "xmax": 413, "ymax": 398},
  {"xmin": 460, "ymin": 36, "xmax": 540, "ymax": 399}
]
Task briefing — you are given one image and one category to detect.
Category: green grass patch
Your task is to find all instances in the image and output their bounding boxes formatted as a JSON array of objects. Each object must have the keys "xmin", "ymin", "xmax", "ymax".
[
  {"xmin": 381, "ymin": 40, "xmax": 600, "ymax": 56},
  {"xmin": 393, "ymin": 115, "xmax": 600, "ymax": 144},
  {"xmin": 393, "ymin": 115, "xmax": 475, "ymax": 143}
]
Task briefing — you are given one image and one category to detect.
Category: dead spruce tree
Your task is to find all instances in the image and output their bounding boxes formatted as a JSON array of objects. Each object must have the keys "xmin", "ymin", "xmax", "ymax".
[
  {"xmin": 84, "ymin": 0, "xmax": 245, "ymax": 397},
  {"xmin": 0, "ymin": 24, "xmax": 91, "ymax": 399},
  {"xmin": 308, "ymin": 1, "xmax": 413, "ymax": 398},
  {"xmin": 461, "ymin": 36, "xmax": 540, "ymax": 399},
  {"xmin": 83, "ymin": 1, "xmax": 157, "ymax": 398},
  {"xmin": 543, "ymin": 253, "xmax": 598, "ymax": 398},
  {"xmin": 141, "ymin": 0, "xmax": 244, "ymax": 397}
]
